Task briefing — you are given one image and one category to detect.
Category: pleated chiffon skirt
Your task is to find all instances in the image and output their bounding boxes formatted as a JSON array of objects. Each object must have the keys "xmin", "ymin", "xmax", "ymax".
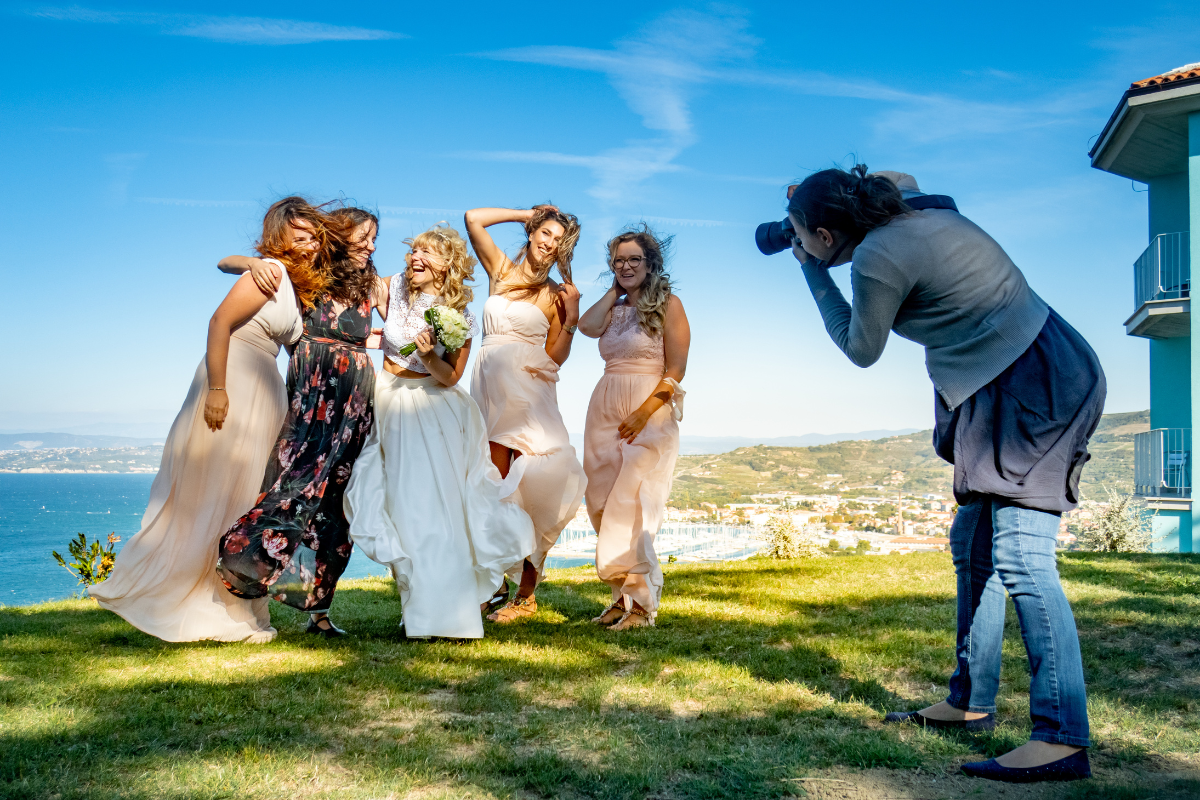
[
  {"xmin": 345, "ymin": 373, "xmax": 534, "ymax": 639},
  {"xmin": 583, "ymin": 366, "xmax": 680, "ymax": 614},
  {"xmin": 90, "ymin": 338, "xmax": 285, "ymax": 641},
  {"xmin": 470, "ymin": 338, "xmax": 586, "ymax": 577}
]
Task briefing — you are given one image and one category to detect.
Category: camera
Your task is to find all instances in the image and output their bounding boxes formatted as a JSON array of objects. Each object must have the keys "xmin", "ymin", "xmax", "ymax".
[
  {"xmin": 754, "ymin": 193, "xmax": 959, "ymax": 256},
  {"xmin": 755, "ymin": 218, "xmax": 795, "ymax": 255}
]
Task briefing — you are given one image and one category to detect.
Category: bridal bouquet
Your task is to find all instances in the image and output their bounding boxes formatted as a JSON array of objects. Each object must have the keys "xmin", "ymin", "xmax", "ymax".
[{"xmin": 398, "ymin": 306, "xmax": 470, "ymax": 356}]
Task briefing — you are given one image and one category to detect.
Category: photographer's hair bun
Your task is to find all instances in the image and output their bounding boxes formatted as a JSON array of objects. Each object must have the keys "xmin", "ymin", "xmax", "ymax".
[{"xmin": 787, "ymin": 163, "xmax": 910, "ymax": 239}]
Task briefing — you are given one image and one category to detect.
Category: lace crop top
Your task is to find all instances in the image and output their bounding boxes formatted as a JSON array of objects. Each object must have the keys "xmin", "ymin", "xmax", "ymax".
[
  {"xmin": 382, "ymin": 273, "xmax": 478, "ymax": 373},
  {"xmin": 598, "ymin": 304, "xmax": 664, "ymax": 363}
]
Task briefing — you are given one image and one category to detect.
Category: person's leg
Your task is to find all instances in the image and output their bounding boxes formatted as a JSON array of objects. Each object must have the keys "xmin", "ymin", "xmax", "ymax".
[
  {"xmin": 914, "ymin": 498, "xmax": 1005, "ymax": 720},
  {"xmin": 489, "ymin": 442, "xmax": 515, "ymax": 479},
  {"xmin": 990, "ymin": 501, "xmax": 1089, "ymax": 764}
]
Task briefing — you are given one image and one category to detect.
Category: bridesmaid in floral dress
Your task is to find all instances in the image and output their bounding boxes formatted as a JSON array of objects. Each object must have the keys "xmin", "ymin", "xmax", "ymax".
[{"xmin": 216, "ymin": 207, "xmax": 388, "ymax": 637}]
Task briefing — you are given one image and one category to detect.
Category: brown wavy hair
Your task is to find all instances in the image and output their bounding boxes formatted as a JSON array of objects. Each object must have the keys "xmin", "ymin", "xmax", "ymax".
[
  {"xmin": 506, "ymin": 205, "xmax": 581, "ymax": 296},
  {"xmin": 255, "ymin": 196, "xmax": 338, "ymax": 309},
  {"xmin": 605, "ymin": 223, "xmax": 674, "ymax": 336},
  {"xmin": 404, "ymin": 224, "xmax": 476, "ymax": 313},
  {"xmin": 326, "ymin": 207, "xmax": 380, "ymax": 307}
]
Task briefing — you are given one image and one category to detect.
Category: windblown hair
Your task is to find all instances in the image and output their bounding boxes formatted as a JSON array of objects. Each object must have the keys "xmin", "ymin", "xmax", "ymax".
[
  {"xmin": 786, "ymin": 163, "xmax": 910, "ymax": 241},
  {"xmin": 404, "ymin": 224, "xmax": 476, "ymax": 313},
  {"xmin": 325, "ymin": 207, "xmax": 380, "ymax": 307},
  {"xmin": 507, "ymin": 205, "xmax": 581, "ymax": 296},
  {"xmin": 606, "ymin": 223, "xmax": 674, "ymax": 337},
  {"xmin": 255, "ymin": 196, "xmax": 341, "ymax": 310}
]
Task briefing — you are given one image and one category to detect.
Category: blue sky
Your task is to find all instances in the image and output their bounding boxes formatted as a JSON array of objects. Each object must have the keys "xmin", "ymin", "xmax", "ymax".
[{"xmin": 0, "ymin": 2, "xmax": 1194, "ymax": 438}]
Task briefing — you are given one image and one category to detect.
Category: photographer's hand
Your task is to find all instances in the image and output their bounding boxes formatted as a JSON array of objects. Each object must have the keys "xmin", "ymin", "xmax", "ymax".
[{"xmin": 792, "ymin": 239, "xmax": 815, "ymax": 266}]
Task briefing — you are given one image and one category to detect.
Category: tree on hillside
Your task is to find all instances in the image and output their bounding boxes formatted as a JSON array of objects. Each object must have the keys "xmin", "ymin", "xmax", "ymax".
[{"xmin": 764, "ymin": 516, "xmax": 827, "ymax": 560}]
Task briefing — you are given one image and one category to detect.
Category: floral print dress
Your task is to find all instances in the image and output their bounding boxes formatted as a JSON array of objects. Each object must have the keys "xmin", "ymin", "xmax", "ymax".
[{"xmin": 216, "ymin": 296, "xmax": 376, "ymax": 612}]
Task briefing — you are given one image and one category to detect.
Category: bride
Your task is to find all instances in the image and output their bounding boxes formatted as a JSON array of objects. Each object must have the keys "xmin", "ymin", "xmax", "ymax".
[{"xmin": 344, "ymin": 224, "xmax": 534, "ymax": 639}]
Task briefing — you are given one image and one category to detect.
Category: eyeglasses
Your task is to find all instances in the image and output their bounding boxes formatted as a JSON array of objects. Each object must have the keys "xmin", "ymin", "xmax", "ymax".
[{"xmin": 611, "ymin": 256, "xmax": 645, "ymax": 269}]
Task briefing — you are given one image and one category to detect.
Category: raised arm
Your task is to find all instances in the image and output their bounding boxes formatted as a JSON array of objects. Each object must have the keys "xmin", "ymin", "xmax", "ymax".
[
  {"xmin": 617, "ymin": 295, "xmax": 690, "ymax": 443},
  {"xmin": 463, "ymin": 207, "xmax": 533, "ymax": 288},
  {"xmin": 218, "ymin": 255, "xmax": 282, "ymax": 297},
  {"xmin": 204, "ymin": 274, "xmax": 273, "ymax": 431},
  {"xmin": 578, "ymin": 280, "xmax": 622, "ymax": 338},
  {"xmin": 544, "ymin": 282, "xmax": 581, "ymax": 366}
]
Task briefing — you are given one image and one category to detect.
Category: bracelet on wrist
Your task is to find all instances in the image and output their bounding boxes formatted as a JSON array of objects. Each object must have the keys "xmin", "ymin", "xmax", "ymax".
[{"xmin": 209, "ymin": 387, "xmax": 226, "ymax": 392}]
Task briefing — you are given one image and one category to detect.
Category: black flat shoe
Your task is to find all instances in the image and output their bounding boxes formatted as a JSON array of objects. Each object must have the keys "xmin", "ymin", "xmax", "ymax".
[
  {"xmin": 483, "ymin": 586, "xmax": 510, "ymax": 615},
  {"xmin": 961, "ymin": 748, "xmax": 1090, "ymax": 783},
  {"xmin": 305, "ymin": 617, "xmax": 346, "ymax": 638},
  {"xmin": 883, "ymin": 710, "xmax": 996, "ymax": 732}
]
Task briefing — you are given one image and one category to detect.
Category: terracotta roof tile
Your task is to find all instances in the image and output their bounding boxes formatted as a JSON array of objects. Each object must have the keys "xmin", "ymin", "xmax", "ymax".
[{"xmin": 1132, "ymin": 62, "xmax": 1200, "ymax": 89}]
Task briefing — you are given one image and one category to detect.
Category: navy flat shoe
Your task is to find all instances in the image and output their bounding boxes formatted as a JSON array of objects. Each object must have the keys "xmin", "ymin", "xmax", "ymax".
[
  {"xmin": 883, "ymin": 710, "xmax": 996, "ymax": 732},
  {"xmin": 961, "ymin": 749, "xmax": 1090, "ymax": 783}
]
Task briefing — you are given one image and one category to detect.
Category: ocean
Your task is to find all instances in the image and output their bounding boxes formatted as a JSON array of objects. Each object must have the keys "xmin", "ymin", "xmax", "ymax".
[{"xmin": 0, "ymin": 473, "xmax": 388, "ymax": 607}]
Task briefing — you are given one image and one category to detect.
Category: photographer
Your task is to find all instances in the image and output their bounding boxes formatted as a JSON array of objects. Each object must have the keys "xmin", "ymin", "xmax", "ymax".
[{"xmin": 784, "ymin": 165, "xmax": 1103, "ymax": 784}]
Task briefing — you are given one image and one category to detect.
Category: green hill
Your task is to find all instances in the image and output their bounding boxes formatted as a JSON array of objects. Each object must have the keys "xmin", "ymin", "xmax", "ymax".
[{"xmin": 671, "ymin": 410, "xmax": 1149, "ymax": 506}]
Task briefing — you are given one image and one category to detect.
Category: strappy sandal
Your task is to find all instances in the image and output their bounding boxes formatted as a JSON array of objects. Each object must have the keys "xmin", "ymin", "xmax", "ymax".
[
  {"xmin": 608, "ymin": 605, "xmax": 653, "ymax": 631},
  {"xmin": 592, "ymin": 600, "xmax": 626, "ymax": 625},
  {"xmin": 481, "ymin": 585, "xmax": 511, "ymax": 615},
  {"xmin": 487, "ymin": 595, "xmax": 537, "ymax": 623}
]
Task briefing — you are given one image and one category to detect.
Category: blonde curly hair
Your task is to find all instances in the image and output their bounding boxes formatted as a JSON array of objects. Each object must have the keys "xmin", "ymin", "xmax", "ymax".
[
  {"xmin": 606, "ymin": 223, "xmax": 674, "ymax": 336},
  {"xmin": 404, "ymin": 224, "xmax": 476, "ymax": 313}
]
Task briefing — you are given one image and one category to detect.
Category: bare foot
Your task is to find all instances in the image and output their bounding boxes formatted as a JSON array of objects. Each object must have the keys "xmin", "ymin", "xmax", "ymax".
[
  {"xmin": 994, "ymin": 741, "xmax": 1082, "ymax": 768},
  {"xmin": 917, "ymin": 701, "xmax": 990, "ymax": 721}
]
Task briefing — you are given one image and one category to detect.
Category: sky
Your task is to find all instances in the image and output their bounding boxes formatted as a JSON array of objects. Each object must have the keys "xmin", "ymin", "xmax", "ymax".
[{"xmin": 0, "ymin": 1, "xmax": 1195, "ymax": 439}]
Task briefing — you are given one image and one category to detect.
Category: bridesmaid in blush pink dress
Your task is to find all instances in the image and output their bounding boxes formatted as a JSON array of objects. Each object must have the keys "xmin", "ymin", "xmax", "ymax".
[
  {"xmin": 464, "ymin": 205, "xmax": 587, "ymax": 623},
  {"xmin": 578, "ymin": 224, "xmax": 690, "ymax": 630}
]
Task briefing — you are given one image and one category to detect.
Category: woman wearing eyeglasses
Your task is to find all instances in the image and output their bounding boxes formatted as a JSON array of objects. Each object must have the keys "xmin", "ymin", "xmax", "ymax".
[{"xmin": 577, "ymin": 224, "xmax": 690, "ymax": 630}]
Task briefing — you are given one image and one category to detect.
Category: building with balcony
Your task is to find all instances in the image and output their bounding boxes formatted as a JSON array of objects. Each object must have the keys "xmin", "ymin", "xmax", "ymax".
[{"xmin": 1090, "ymin": 62, "xmax": 1200, "ymax": 552}]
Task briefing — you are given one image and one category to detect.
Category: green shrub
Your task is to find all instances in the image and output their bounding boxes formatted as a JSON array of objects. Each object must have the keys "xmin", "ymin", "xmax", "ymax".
[{"xmin": 52, "ymin": 532, "xmax": 121, "ymax": 588}]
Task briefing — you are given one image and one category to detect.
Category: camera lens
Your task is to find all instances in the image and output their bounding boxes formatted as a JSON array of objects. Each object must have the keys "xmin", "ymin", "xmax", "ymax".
[{"xmin": 755, "ymin": 218, "xmax": 795, "ymax": 256}]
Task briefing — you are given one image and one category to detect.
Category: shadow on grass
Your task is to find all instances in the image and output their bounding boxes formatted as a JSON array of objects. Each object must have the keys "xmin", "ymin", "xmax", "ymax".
[{"xmin": 2, "ymin": 557, "xmax": 1197, "ymax": 799}]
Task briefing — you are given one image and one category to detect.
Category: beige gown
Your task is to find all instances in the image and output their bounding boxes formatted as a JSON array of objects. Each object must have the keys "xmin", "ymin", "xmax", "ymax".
[
  {"xmin": 583, "ymin": 304, "xmax": 684, "ymax": 614},
  {"xmin": 91, "ymin": 262, "xmax": 303, "ymax": 642},
  {"xmin": 470, "ymin": 295, "xmax": 586, "ymax": 577}
]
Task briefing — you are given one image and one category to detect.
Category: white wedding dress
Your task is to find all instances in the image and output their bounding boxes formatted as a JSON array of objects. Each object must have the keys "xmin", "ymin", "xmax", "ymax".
[{"xmin": 344, "ymin": 275, "xmax": 534, "ymax": 638}]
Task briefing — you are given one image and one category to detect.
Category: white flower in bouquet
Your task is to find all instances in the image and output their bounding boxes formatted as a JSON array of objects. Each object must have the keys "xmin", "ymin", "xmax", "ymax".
[{"xmin": 399, "ymin": 306, "xmax": 470, "ymax": 356}]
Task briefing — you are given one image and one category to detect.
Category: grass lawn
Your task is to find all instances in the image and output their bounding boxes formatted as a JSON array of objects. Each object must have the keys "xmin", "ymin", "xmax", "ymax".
[{"xmin": 2, "ymin": 553, "xmax": 1198, "ymax": 800}]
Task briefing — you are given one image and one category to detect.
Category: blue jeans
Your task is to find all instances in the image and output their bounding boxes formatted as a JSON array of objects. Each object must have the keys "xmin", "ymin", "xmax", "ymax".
[{"xmin": 946, "ymin": 497, "xmax": 1090, "ymax": 746}]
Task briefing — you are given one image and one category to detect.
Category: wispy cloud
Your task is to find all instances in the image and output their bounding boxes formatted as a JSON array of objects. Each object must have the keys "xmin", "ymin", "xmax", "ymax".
[
  {"xmin": 104, "ymin": 152, "xmax": 143, "ymax": 204},
  {"xmin": 27, "ymin": 6, "xmax": 405, "ymax": 45},
  {"xmin": 478, "ymin": 7, "xmax": 758, "ymax": 204},
  {"xmin": 478, "ymin": 6, "xmax": 1108, "ymax": 195},
  {"xmin": 136, "ymin": 197, "xmax": 254, "ymax": 208}
]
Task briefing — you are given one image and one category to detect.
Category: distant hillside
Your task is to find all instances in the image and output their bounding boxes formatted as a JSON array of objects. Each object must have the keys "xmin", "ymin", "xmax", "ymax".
[
  {"xmin": 0, "ymin": 432, "xmax": 164, "ymax": 451},
  {"xmin": 670, "ymin": 409, "xmax": 1148, "ymax": 507},
  {"xmin": 675, "ymin": 429, "xmax": 921, "ymax": 455}
]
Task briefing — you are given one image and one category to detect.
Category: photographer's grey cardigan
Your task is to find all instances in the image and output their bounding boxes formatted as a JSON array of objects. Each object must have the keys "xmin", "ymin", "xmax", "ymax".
[{"xmin": 800, "ymin": 209, "xmax": 1049, "ymax": 410}]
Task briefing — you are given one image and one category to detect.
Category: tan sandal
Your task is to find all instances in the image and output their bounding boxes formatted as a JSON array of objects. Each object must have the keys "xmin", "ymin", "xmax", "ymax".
[
  {"xmin": 487, "ymin": 595, "xmax": 537, "ymax": 623},
  {"xmin": 608, "ymin": 606, "xmax": 653, "ymax": 631},
  {"xmin": 592, "ymin": 600, "xmax": 626, "ymax": 625}
]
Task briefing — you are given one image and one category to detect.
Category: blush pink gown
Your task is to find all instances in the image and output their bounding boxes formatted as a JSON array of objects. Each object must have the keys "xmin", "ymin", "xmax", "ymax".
[
  {"xmin": 91, "ymin": 262, "xmax": 302, "ymax": 642},
  {"xmin": 470, "ymin": 295, "xmax": 587, "ymax": 578},
  {"xmin": 583, "ymin": 304, "xmax": 684, "ymax": 615}
]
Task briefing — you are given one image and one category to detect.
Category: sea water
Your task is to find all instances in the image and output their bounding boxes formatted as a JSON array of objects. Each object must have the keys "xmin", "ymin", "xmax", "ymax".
[{"xmin": 0, "ymin": 473, "xmax": 388, "ymax": 607}]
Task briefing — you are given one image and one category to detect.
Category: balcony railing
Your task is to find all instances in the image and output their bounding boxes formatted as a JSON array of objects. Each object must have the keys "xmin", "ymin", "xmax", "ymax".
[
  {"xmin": 1134, "ymin": 428, "xmax": 1192, "ymax": 498},
  {"xmin": 1134, "ymin": 232, "xmax": 1190, "ymax": 309}
]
